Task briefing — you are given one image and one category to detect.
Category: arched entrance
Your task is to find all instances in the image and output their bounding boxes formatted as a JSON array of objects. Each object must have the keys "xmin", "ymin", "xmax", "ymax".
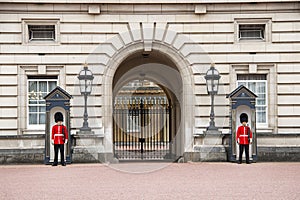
[
  {"xmin": 83, "ymin": 24, "xmax": 212, "ymax": 163},
  {"xmin": 91, "ymin": 36, "xmax": 198, "ymax": 163},
  {"xmin": 112, "ymin": 50, "xmax": 182, "ymax": 161}
]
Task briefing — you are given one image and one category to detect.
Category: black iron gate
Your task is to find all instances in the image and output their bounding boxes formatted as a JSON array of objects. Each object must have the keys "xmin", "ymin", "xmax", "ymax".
[{"xmin": 113, "ymin": 97, "xmax": 171, "ymax": 160}]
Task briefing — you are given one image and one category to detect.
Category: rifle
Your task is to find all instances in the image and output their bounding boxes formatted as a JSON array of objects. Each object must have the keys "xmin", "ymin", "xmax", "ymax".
[
  {"xmin": 62, "ymin": 125, "xmax": 65, "ymax": 143},
  {"xmin": 247, "ymin": 125, "xmax": 250, "ymax": 143}
]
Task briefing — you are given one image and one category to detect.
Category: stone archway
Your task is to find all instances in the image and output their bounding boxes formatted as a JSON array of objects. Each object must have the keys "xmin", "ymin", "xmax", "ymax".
[
  {"xmin": 112, "ymin": 52, "xmax": 184, "ymax": 160},
  {"xmin": 86, "ymin": 24, "xmax": 212, "ymax": 162},
  {"xmin": 101, "ymin": 42, "xmax": 193, "ymax": 161}
]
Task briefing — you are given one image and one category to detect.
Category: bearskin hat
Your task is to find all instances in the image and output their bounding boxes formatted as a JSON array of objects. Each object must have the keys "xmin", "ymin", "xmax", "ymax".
[
  {"xmin": 240, "ymin": 113, "xmax": 248, "ymax": 123},
  {"xmin": 54, "ymin": 112, "xmax": 64, "ymax": 123}
]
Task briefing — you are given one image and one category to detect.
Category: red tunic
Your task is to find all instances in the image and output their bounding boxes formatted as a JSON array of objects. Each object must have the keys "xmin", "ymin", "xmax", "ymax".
[
  {"xmin": 236, "ymin": 125, "xmax": 252, "ymax": 145},
  {"xmin": 51, "ymin": 125, "xmax": 68, "ymax": 145}
]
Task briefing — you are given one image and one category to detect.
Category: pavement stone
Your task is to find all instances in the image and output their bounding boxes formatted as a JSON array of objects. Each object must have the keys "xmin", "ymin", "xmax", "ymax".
[{"xmin": 0, "ymin": 162, "xmax": 299, "ymax": 200}]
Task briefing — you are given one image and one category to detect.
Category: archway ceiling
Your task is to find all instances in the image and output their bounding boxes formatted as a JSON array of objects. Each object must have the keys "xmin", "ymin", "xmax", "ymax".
[{"xmin": 113, "ymin": 49, "xmax": 178, "ymax": 88}]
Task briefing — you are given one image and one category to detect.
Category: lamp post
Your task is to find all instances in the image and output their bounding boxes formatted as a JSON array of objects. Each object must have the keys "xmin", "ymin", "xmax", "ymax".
[
  {"xmin": 204, "ymin": 63, "xmax": 221, "ymax": 131},
  {"xmin": 78, "ymin": 63, "xmax": 94, "ymax": 132}
]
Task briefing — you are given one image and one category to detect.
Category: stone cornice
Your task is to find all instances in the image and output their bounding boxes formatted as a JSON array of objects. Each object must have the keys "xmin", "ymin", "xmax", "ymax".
[{"xmin": 0, "ymin": 0, "xmax": 297, "ymax": 3}]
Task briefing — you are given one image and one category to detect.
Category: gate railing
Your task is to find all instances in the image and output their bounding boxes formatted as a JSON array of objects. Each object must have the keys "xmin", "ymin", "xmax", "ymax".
[{"xmin": 113, "ymin": 96, "xmax": 171, "ymax": 160}]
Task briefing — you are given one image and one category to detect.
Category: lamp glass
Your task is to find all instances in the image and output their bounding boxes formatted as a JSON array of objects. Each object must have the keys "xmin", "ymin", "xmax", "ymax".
[
  {"xmin": 205, "ymin": 66, "xmax": 220, "ymax": 94},
  {"xmin": 78, "ymin": 67, "xmax": 94, "ymax": 94}
]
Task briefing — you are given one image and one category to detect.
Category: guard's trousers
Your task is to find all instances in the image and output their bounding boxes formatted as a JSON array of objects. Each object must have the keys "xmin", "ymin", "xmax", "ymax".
[
  {"xmin": 239, "ymin": 144, "xmax": 250, "ymax": 163},
  {"xmin": 53, "ymin": 144, "xmax": 65, "ymax": 164}
]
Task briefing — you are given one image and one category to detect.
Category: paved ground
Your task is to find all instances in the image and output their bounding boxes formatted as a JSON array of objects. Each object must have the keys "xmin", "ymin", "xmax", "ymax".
[{"xmin": 1, "ymin": 162, "xmax": 300, "ymax": 200}]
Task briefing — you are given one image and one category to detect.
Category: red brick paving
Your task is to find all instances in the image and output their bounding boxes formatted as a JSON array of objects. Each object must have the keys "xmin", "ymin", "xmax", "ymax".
[{"xmin": 1, "ymin": 162, "xmax": 300, "ymax": 200}]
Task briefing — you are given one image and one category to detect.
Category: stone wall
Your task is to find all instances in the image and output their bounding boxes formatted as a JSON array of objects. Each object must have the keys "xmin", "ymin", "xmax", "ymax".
[
  {"xmin": 0, "ymin": 1, "xmax": 299, "ymax": 163},
  {"xmin": 0, "ymin": 135, "xmax": 44, "ymax": 164}
]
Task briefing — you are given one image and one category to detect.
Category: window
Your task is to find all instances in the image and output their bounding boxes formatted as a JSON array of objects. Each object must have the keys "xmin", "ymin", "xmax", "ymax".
[
  {"xmin": 27, "ymin": 76, "xmax": 57, "ymax": 128},
  {"xmin": 22, "ymin": 19, "xmax": 60, "ymax": 44},
  {"xmin": 234, "ymin": 19, "xmax": 271, "ymax": 43},
  {"xmin": 28, "ymin": 25, "xmax": 55, "ymax": 41},
  {"xmin": 237, "ymin": 74, "xmax": 267, "ymax": 126},
  {"xmin": 239, "ymin": 24, "xmax": 265, "ymax": 40}
]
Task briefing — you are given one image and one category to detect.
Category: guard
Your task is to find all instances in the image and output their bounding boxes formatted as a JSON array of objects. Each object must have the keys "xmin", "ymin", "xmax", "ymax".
[
  {"xmin": 51, "ymin": 112, "xmax": 68, "ymax": 166},
  {"xmin": 236, "ymin": 113, "xmax": 253, "ymax": 164}
]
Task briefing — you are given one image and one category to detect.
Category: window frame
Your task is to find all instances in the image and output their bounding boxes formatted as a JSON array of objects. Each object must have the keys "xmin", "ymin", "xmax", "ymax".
[
  {"xmin": 28, "ymin": 25, "xmax": 56, "ymax": 42},
  {"xmin": 234, "ymin": 19, "xmax": 271, "ymax": 43},
  {"xmin": 22, "ymin": 19, "xmax": 60, "ymax": 45},
  {"xmin": 27, "ymin": 77, "xmax": 58, "ymax": 130},
  {"xmin": 236, "ymin": 79, "xmax": 268, "ymax": 128},
  {"xmin": 239, "ymin": 24, "xmax": 265, "ymax": 40}
]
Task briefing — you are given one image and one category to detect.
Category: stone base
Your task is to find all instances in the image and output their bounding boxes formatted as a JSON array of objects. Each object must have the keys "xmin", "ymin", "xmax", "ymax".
[
  {"xmin": 195, "ymin": 145, "xmax": 227, "ymax": 161},
  {"xmin": 258, "ymin": 146, "xmax": 300, "ymax": 162},
  {"xmin": 184, "ymin": 145, "xmax": 227, "ymax": 162},
  {"xmin": 0, "ymin": 148, "xmax": 44, "ymax": 164},
  {"xmin": 72, "ymin": 146, "xmax": 118, "ymax": 164},
  {"xmin": 98, "ymin": 153, "xmax": 119, "ymax": 164},
  {"xmin": 0, "ymin": 134, "xmax": 44, "ymax": 164},
  {"xmin": 72, "ymin": 132, "xmax": 118, "ymax": 164},
  {"xmin": 72, "ymin": 147, "xmax": 100, "ymax": 163},
  {"xmin": 189, "ymin": 130, "xmax": 227, "ymax": 162}
]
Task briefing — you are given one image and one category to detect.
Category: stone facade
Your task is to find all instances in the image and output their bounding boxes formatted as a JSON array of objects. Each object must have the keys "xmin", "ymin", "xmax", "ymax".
[{"xmin": 0, "ymin": 0, "xmax": 299, "ymax": 163}]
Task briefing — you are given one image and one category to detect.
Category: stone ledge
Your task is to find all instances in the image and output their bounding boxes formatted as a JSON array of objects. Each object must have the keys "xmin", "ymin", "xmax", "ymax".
[
  {"xmin": 0, "ymin": 135, "xmax": 45, "ymax": 149},
  {"xmin": 0, "ymin": 0, "xmax": 294, "ymax": 4},
  {"xmin": 258, "ymin": 133, "xmax": 300, "ymax": 137},
  {"xmin": 73, "ymin": 133, "xmax": 104, "ymax": 138},
  {"xmin": 0, "ymin": 134, "xmax": 45, "ymax": 139},
  {"xmin": 0, "ymin": 148, "xmax": 43, "ymax": 153},
  {"xmin": 72, "ymin": 133, "xmax": 104, "ymax": 146}
]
